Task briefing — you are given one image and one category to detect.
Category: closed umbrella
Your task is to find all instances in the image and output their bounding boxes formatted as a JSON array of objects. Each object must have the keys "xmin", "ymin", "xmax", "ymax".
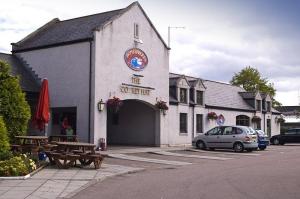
[{"xmin": 33, "ymin": 79, "xmax": 50, "ymax": 134}]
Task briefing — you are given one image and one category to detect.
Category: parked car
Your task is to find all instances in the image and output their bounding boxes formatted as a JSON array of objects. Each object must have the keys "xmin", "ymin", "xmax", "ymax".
[
  {"xmin": 255, "ymin": 129, "xmax": 269, "ymax": 150},
  {"xmin": 192, "ymin": 126, "xmax": 258, "ymax": 152},
  {"xmin": 270, "ymin": 128, "xmax": 300, "ymax": 145}
]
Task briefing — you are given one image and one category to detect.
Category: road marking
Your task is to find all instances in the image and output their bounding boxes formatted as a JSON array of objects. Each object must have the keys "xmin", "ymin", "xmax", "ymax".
[
  {"xmin": 108, "ymin": 153, "xmax": 192, "ymax": 166},
  {"xmin": 187, "ymin": 149, "xmax": 261, "ymax": 156},
  {"xmin": 152, "ymin": 151, "xmax": 233, "ymax": 161}
]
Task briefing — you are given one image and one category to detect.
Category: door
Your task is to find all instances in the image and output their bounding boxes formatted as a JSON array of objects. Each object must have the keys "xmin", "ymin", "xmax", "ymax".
[
  {"xmin": 204, "ymin": 127, "xmax": 222, "ymax": 148},
  {"xmin": 219, "ymin": 126, "xmax": 235, "ymax": 148},
  {"xmin": 266, "ymin": 119, "xmax": 271, "ymax": 137}
]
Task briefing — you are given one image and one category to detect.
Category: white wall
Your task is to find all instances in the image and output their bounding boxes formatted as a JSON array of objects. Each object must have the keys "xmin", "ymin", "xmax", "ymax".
[
  {"xmin": 93, "ymin": 4, "xmax": 169, "ymax": 146},
  {"xmin": 16, "ymin": 42, "xmax": 91, "ymax": 142}
]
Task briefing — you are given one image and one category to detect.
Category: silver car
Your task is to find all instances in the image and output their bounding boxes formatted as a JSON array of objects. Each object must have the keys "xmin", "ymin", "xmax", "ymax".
[{"xmin": 192, "ymin": 126, "xmax": 258, "ymax": 152}]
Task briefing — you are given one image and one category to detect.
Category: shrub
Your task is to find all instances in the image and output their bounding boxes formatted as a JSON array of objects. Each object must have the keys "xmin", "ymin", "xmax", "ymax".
[
  {"xmin": 155, "ymin": 100, "xmax": 169, "ymax": 110},
  {"xmin": 207, "ymin": 112, "xmax": 218, "ymax": 120},
  {"xmin": 0, "ymin": 60, "xmax": 31, "ymax": 143},
  {"xmin": 0, "ymin": 154, "xmax": 36, "ymax": 176},
  {"xmin": 0, "ymin": 116, "xmax": 10, "ymax": 152}
]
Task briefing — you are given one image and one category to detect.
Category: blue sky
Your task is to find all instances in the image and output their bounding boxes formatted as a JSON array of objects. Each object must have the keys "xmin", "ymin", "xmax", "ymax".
[{"xmin": 0, "ymin": 0, "xmax": 300, "ymax": 105}]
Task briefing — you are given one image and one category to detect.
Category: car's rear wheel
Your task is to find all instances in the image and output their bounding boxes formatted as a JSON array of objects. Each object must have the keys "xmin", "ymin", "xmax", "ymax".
[
  {"xmin": 273, "ymin": 138, "xmax": 280, "ymax": 145},
  {"xmin": 196, "ymin": 140, "xmax": 206, "ymax": 150},
  {"xmin": 233, "ymin": 142, "xmax": 244, "ymax": 152},
  {"xmin": 259, "ymin": 146, "xmax": 266, "ymax": 150}
]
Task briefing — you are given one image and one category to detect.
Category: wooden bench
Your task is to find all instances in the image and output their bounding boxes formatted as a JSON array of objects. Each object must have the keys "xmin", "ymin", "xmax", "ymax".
[{"xmin": 50, "ymin": 152, "xmax": 80, "ymax": 169}]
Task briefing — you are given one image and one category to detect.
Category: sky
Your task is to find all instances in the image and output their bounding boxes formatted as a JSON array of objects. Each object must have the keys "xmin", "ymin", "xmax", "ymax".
[{"xmin": 0, "ymin": 0, "xmax": 300, "ymax": 105}]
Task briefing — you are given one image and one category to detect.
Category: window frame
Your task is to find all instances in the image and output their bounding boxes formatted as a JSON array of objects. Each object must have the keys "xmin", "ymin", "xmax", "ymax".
[
  {"xmin": 196, "ymin": 90, "xmax": 204, "ymax": 105},
  {"xmin": 134, "ymin": 23, "xmax": 139, "ymax": 39},
  {"xmin": 179, "ymin": 88, "xmax": 187, "ymax": 104},
  {"xmin": 179, "ymin": 113, "xmax": 188, "ymax": 133},
  {"xmin": 196, "ymin": 114, "xmax": 203, "ymax": 133}
]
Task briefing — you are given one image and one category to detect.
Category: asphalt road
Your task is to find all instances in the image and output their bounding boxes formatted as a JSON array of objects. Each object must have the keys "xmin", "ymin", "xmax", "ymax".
[{"xmin": 72, "ymin": 145, "xmax": 300, "ymax": 199}]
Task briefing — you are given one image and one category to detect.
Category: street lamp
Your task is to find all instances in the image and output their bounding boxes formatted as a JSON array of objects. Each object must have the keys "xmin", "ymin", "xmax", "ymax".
[{"xmin": 168, "ymin": 26, "xmax": 185, "ymax": 48}]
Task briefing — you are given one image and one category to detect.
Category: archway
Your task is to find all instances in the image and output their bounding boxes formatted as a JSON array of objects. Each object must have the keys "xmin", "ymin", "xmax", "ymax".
[{"xmin": 107, "ymin": 99, "xmax": 160, "ymax": 146}]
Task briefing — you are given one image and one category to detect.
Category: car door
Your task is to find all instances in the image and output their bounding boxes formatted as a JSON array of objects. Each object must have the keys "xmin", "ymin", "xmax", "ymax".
[
  {"xmin": 218, "ymin": 126, "xmax": 235, "ymax": 148},
  {"xmin": 284, "ymin": 129, "xmax": 297, "ymax": 143},
  {"xmin": 204, "ymin": 127, "xmax": 222, "ymax": 148}
]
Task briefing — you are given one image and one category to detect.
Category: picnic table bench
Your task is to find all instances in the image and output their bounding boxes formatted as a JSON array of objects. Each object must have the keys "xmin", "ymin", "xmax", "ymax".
[
  {"xmin": 13, "ymin": 136, "xmax": 49, "ymax": 155},
  {"xmin": 45, "ymin": 142, "xmax": 104, "ymax": 169}
]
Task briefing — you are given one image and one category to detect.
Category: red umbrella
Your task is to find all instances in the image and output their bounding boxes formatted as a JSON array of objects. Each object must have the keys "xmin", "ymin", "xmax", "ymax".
[{"xmin": 33, "ymin": 79, "xmax": 50, "ymax": 132}]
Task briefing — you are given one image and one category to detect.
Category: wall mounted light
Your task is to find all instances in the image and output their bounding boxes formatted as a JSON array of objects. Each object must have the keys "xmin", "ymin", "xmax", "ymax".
[{"xmin": 97, "ymin": 99, "xmax": 105, "ymax": 112}]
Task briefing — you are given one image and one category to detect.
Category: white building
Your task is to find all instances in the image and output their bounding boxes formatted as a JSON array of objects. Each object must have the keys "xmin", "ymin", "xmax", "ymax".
[{"xmin": 1, "ymin": 2, "xmax": 281, "ymax": 147}]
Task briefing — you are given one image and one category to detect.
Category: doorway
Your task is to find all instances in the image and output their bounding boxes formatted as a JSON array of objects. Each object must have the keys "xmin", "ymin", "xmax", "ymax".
[{"xmin": 107, "ymin": 100, "xmax": 160, "ymax": 146}]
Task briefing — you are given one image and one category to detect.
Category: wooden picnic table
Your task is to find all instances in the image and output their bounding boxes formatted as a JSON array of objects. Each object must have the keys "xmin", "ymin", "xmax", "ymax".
[
  {"xmin": 13, "ymin": 136, "xmax": 49, "ymax": 155},
  {"xmin": 49, "ymin": 135, "xmax": 78, "ymax": 143},
  {"xmin": 46, "ymin": 142, "xmax": 103, "ymax": 169}
]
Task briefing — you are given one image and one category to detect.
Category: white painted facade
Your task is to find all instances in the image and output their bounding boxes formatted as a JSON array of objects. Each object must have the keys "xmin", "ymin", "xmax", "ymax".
[{"xmin": 10, "ymin": 2, "xmax": 281, "ymax": 147}]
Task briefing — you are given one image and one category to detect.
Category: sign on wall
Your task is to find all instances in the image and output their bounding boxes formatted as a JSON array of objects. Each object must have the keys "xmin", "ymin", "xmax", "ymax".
[{"xmin": 124, "ymin": 48, "xmax": 148, "ymax": 71}]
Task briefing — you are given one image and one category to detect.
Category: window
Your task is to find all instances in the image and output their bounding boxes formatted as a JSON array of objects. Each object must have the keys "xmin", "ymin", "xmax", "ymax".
[
  {"xmin": 235, "ymin": 128, "xmax": 243, "ymax": 134},
  {"xmin": 180, "ymin": 113, "xmax": 188, "ymax": 133},
  {"xmin": 169, "ymin": 86, "xmax": 176, "ymax": 99},
  {"xmin": 256, "ymin": 100, "xmax": 261, "ymax": 111},
  {"xmin": 262, "ymin": 100, "xmax": 266, "ymax": 110},
  {"xmin": 196, "ymin": 91, "xmax": 204, "ymax": 105},
  {"xmin": 180, "ymin": 88, "xmax": 187, "ymax": 103},
  {"xmin": 134, "ymin": 23, "xmax": 139, "ymax": 38},
  {"xmin": 223, "ymin": 127, "xmax": 234, "ymax": 135},
  {"xmin": 196, "ymin": 114, "xmax": 203, "ymax": 133},
  {"xmin": 236, "ymin": 115, "xmax": 250, "ymax": 126},
  {"xmin": 207, "ymin": 127, "xmax": 221, "ymax": 135},
  {"xmin": 267, "ymin": 102, "xmax": 271, "ymax": 112}
]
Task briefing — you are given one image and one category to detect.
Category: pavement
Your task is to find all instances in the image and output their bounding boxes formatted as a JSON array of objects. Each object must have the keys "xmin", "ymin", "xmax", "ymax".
[
  {"xmin": 0, "ymin": 163, "xmax": 144, "ymax": 199},
  {"xmin": 0, "ymin": 145, "xmax": 287, "ymax": 199},
  {"xmin": 72, "ymin": 144, "xmax": 300, "ymax": 199}
]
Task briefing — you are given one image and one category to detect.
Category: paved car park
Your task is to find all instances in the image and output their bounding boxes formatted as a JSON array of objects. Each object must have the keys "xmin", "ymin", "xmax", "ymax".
[
  {"xmin": 73, "ymin": 144, "xmax": 300, "ymax": 199},
  {"xmin": 1, "ymin": 145, "xmax": 300, "ymax": 199}
]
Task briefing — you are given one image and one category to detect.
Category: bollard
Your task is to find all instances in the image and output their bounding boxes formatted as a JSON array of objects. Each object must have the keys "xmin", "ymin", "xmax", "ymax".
[{"xmin": 99, "ymin": 138, "xmax": 106, "ymax": 151}]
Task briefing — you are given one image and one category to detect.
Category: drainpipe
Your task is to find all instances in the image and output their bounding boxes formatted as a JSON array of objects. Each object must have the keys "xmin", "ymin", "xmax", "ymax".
[
  {"xmin": 88, "ymin": 41, "xmax": 92, "ymax": 143},
  {"xmin": 192, "ymin": 105, "xmax": 195, "ymax": 141}
]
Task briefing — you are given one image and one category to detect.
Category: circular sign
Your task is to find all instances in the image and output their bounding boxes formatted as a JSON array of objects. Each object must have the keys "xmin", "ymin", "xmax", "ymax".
[
  {"xmin": 124, "ymin": 48, "xmax": 148, "ymax": 71},
  {"xmin": 216, "ymin": 114, "xmax": 225, "ymax": 126}
]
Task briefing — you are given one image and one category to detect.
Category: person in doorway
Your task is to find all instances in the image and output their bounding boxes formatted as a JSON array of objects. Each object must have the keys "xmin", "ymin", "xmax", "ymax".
[
  {"xmin": 65, "ymin": 125, "xmax": 74, "ymax": 141},
  {"xmin": 61, "ymin": 116, "xmax": 69, "ymax": 135}
]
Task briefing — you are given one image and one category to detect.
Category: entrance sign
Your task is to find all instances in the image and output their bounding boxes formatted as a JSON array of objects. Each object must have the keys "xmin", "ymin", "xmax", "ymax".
[
  {"xmin": 124, "ymin": 48, "xmax": 148, "ymax": 71},
  {"xmin": 216, "ymin": 114, "xmax": 225, "ymax": 126}
]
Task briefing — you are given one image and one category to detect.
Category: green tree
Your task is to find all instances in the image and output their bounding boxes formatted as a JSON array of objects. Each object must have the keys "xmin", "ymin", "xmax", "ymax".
[
  {"xmin": 0, "ymin": 60, "xmax": 31, "ymax": 143},
  {"xmin": 230, "ymin": 66, "xmax": 281, "ymax": 106}
]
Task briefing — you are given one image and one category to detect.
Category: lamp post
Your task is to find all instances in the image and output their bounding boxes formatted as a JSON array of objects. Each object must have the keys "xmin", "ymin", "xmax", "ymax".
[{"xmin": 168, "ymin": 26, "xmax": 185, "ymax": 48}]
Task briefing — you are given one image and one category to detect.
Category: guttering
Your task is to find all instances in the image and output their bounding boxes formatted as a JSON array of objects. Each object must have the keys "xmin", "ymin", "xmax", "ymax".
[
  {"xmin": 12, "ymin": 38, "xmax": 93, "ymax": 53},
  {"xmin": 205, "ymin": 105, "xmax": 256, "ymax": 113},
  {"xmin": 88, "ymin": 41, "xmax": 92, "ymax": 143}
]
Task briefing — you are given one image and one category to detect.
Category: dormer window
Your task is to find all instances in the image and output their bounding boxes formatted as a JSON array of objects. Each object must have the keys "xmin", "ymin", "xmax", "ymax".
[
  {"xmin": 267, "ymin": 101, "xmax": 271, "ymax": 112},
  {"xmin": 256, "ymin": 100, "xmax": 261, "ymax": 111},
  {"xmin": 134, "ymin": 23, "xmax": 139, "ymax": 38},
  {"xmin": 180, "ymin": 88, "xmax": 187, "ymax": 103},
  {"xmin": 196, "ymin": 90, "xmax": 204, "ymax": 105}
]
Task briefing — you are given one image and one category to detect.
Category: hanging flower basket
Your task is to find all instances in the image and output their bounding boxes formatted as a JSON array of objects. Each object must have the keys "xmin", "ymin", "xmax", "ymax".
[
  {"xmin": 276, "ymin": 117, "xmax": 285, "ymax": 123},
  {"xmin": 106, "ymin": 97, "xmax": 123, "ymax": 113},
  {"xmin": 252, "ymin": 115, "xmax": 261, "ymax": 122},
  {"xmin": 207, "ymin": 112, "xmax": 218, "ymax": 120},
  {"xmin": 155, "ymin": 100, "xmax": 168, "ymax": 115}
]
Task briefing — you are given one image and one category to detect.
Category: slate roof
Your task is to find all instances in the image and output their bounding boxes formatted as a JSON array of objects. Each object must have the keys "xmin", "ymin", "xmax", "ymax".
[
  {"xmin": 12, "ymin": 2, "xmax": 169, "ymax": 52},
  {"xmin": 0, "ymin": 53, "xmax": 40, "ymax": 92},
  {"xmin": 169, "ymin": 73, "xmax": 255, "ymax": 111},
  {"xmin": 203, "ymin": 80, "xmax": 255, "ymax": 110},
  {"xmin": 275, "ymin": 106, "xmax": 300, "ymax": 114},
  {"xmin": 239, "ymin": 92, "xmax": 256, "ymax": 99},
  {"xmin": 12, "ymin": 9, "xmax": 124, "ymax": 52}
]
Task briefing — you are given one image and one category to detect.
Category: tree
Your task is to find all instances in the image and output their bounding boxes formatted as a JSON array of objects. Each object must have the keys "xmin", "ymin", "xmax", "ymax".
[
  {"xmin": 230, "ymin": 66, "xmax": 281, "ymax": 106},
  {"xmin": 0, "ymin": 116, "xmax": 12, "ymax": 160},
  {"xmin": 0, "ymin": 60, "xmax": 31, "ymax": 143}
]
